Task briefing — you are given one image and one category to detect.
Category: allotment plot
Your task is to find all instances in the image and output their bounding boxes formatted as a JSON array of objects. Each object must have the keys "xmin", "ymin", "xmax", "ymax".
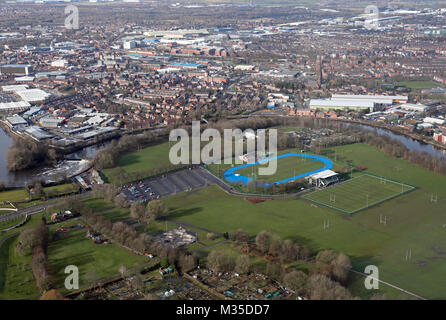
[{"xmin": 302, "ymin": 174, "xmax": 416, "ymax": 214}]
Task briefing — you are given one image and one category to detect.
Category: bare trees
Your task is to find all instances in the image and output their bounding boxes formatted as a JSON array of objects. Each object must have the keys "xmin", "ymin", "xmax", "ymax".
[
  {"xmin": 235, "ymin": 255, "xmax": 251, "ymax": 274},
  {"xmin": 315, "ymin": 250, "xmax": 352, "ymax": 284},
  {"xmin": 306, "ymin": 274, "xmax": 357, "ymax": 300},
  {"xmin": 7, "ymin": 138, "xmax": 58, "ymax": 172},
  {"xmin": 255, "ymin": 231, "xmax": 271, "ymax": 254},
  {"xmin": 31, "ymin": 219, "xmax": 52, "ymax": 293},
  {"xmin": 15, "ymin": 229, "xmax": 35, "ymax": 257},
  {"xmin": 207, "ymin": 250, "xmax": 235, "ymax": 273},
  {"xmin": 145, "ymin": 200, "xmax": 169, "ymax": 221},
  {"xmin": 283, "ymin": 270, "xmax": 308, "ymax": 293},
  {"xmin": 130, "ymin": 202, "xmax": 145, "ymax": 220}
]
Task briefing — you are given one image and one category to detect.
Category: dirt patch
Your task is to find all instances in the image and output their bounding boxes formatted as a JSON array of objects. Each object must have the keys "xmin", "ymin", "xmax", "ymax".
[{"xmin": 244, "ymin": 198, "xmax": 267, "ymax": 204}]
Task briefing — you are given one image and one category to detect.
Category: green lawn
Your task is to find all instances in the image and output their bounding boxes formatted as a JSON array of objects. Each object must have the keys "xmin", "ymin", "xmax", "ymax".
[
  {"xmin": 84, "ymin": 199, "xmax": 131, "ymax": 222},
  {"xmin": 303, "ymin": 174, "xmax": 415, "ymax": 214},
  {"xmin": 396, "ymin": 80, "xmax": 444, "ymax": 90},
  {"xmin": 47, "ymin": 222, "xmax": 147, "ymax": 292},
  {"xmin": 235, "ymin": 154, "xmax": 326, "ymax": 183},
  {"xmin": 0, "ymin": 189, "xmax": 29, "ymax": 204},
  {"xmin": 0, "ymin": 235, "xmax": 38, "ymax": 300},
  {"xmin": 161, "ymin": 143, "xmax": 446, "ymax": 299}
]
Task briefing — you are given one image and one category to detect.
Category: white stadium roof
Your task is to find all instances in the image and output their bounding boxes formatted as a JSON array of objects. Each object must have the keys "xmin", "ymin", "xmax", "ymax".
[{"xmin": 309, "ymin": 170, "xmax": 338, "ymax": 180}]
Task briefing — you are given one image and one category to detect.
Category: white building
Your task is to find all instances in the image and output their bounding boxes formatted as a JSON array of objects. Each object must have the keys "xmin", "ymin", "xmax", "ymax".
[
  {"xmin": 423, "ymin": 117, "xmax": 445, "ymax": 126},
  {"xmin": 400, "ymin": 103, "xmax": 428, "ymax": 113},
  {"xmin": 310, "ymin": 99, "xmax": 374, "ymax": 111},
  {"xmin": 123, "ymin": 40, "xmax": 136, "ymax": 50},
  {"xmin": 331, "ymin": 94, "xmax": 408, "ymax": 104},
  {"xmin": 51, "ymin": 59, "xmax": 68, "ymax": 68}
]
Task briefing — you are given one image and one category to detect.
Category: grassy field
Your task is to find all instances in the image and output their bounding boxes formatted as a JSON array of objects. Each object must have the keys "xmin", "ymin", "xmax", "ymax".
[
  {"xmin": 0, "ymin": 235, "xmax": 38, "ymax": 300},
  {"xmin": 0, "ymin": 189, "xmax": 29, "ymax": 204},
  {"xmin": 396, "ymin": 80, "xmax": 443, "ymax": 90},
  {"xmin": 160, "ymin": 142, "xmax": 446, "ymax": 299},
  {"xmin": 0, "ymin": 212, "xmax": 47, "ymax": 300},
  {"xmin": 84, "ymin": 199, "xmax": 131, "ymax": 222},
  {"xmin": 235, "ymin": 154, "xmax": 326, "ymax": 183},
  {"xmin": 47, "ymin": 222, "xmax": 147, "ymax": 292},
  {"xmin": 103, "ymin": 137, "xmax": 243, "ymax": 184},
  {"xmin": 302, "ymin": 174, "xmax": 415, "ymax": 214}
]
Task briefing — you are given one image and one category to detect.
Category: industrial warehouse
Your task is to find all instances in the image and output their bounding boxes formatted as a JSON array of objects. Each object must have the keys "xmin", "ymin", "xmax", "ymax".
[{"xmin": 309, "ymin": 94, "xmax": 409, "ymax": 112}]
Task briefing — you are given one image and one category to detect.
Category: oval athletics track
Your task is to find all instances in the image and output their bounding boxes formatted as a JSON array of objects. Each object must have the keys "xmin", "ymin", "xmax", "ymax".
[{"xmin": 222, "ymin": 152, "xmax": 333, "ymax": 186}]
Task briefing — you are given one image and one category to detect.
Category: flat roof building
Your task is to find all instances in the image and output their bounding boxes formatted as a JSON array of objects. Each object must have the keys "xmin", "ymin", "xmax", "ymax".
[
  {"xmin": 310, "ymin": 99, "xmax": 374, "ymax": 111},
  {"xmin": 24, "ymin": 126, "xmax": 54, "ymax": 141},
  {"xmin": 400, "ymin": 103, "xmax": 428, "ymax": 113},
  {"xmin": 0, "ymin": 64, "xmax": 32, "ymax": 76},
  {"xmin": 6, "ymin": 115, "xmax": 28, "ymax": 128},
  {"xmin": 332, "ymin": 94, "xmax": 408, "ymax": 104}
]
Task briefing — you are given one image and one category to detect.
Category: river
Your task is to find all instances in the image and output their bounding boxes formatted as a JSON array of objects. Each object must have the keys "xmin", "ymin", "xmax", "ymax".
[
  {"xmin": 0, "ymin": 128, "xmax": 101, "ymax": 187},
  {"xmin": 344, "ymin": 122, "xmax": 446, "ymax": 159}
]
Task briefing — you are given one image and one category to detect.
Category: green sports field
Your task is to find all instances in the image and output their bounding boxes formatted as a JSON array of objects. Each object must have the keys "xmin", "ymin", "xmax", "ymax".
[
  {"xmin": 303, "ymin": 174, "xmax": 415, "ymax": 214},
  {"xmin": 236, "ymin": 155, "xmax": 325, "ymax": 183},
  {"xmin": 160, "ymin": 142, "xmax": 446, "ymax": 299}
]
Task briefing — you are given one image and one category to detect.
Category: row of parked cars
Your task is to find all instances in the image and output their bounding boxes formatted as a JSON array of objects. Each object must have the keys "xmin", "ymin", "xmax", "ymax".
[{"xmin": 123, "ymin": 181, "xmax": 160, "ymax": 203}]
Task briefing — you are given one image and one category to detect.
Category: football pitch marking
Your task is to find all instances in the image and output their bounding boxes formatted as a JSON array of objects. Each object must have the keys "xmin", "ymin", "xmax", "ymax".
[{"xmin": 302, "ymin": 174, "xmax": 416, "ymax": 214}]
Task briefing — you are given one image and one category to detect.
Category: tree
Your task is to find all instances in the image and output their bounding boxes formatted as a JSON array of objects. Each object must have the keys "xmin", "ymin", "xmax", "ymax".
[
  {"xmin": 114, "ymin": 193, "xmax": 129, "ymax": 209},
  {"xmin": 235, "ymin": 255, "xmax": 250, "ymax": 274},
  {"xmin": 279, "ymin": 239, "xmax": 296, "ymax": 262},
  {"xmin": 15, "ymin": 229, "xmax": 35, "ymax": 257},
  {"xmin": 331, "ymin": 253, "xmax": 352, "ymax": 283},
  {"xmin": 145, "ymin": 200, "xmax": 168, "ymax": 220},
  {"xmin": 306, "ymin": 274, "xmax": 356, "ymax": 300},
  {"xmin": 234, "ymin": 229, "xmax": 249, "ymax": 244},
  {"xmin": 33, "ymin": 182, "xmax": 44, "ymax": 198},
  {"xmin": 283, "ymin": 270, "xmax": 307, "ymax": 293},
  {"xmin": 6, "ymin": 138, "xmax": 57, "ymax": 172},
  {"xmin": 266, "ymin": 262, "xmax": 283, "ymax": 279},
  {"xmin": 118, "ymin": 265, "xmax": 127, "ymax": 277},
  {"xmin": 315, "ymin": 250, "xmax": 337, "ymax": 264},
  {"xmin": 268, "ymin": 234, "xmax": 282, "ymax": 257},
  {"xmin": 207, "ymin": 250, "xmax": 235, "ymax": 273},
  {"xmin": 179, "ymin": 254, "xmax": 196, "ymax": 273},
  {"xmin": 130, "ymin": 202, "xmax": 145, "ymax": 220},
  {"xmin": 255, "ymin": 231, "xmax": 271, "ymax": 254}
]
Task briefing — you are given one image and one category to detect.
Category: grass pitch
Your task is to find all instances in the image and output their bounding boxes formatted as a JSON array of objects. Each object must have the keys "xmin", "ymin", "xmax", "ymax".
[
  {"xmin": 302, "ymin": 174, "xmax": 415, "ymax": 214},
  {"xmin": 236, "ymin": 155, "xmax": 326, "ymax": 183}
]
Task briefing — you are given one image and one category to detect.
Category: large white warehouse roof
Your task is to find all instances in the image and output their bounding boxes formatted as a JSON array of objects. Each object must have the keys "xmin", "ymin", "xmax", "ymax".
[{"xmin": 310, "ymin": 99, "xmax": 374, "ymax": 110}]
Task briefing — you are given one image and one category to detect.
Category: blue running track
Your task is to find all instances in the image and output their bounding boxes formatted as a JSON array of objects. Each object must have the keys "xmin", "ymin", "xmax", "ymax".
[{"xmin": 222, "ymin": 152, "xmax": 333, "ymax": 186}]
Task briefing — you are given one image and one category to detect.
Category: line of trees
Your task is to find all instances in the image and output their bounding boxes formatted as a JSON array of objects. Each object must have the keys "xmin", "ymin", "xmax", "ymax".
[{"xmin": 30, "ymin": 219, "xmax": 53, "ymax": 293}]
